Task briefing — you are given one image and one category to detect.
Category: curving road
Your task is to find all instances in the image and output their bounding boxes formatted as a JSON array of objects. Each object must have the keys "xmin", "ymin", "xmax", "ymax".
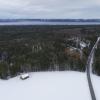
[{"xmin": 86, "ymin": 37, "xmax": 100, "ymax": 100}]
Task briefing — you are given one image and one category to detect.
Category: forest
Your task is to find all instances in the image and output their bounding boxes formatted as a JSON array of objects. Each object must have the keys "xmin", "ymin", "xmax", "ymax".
[{"xmin": 0, "ymin": 25, "xmax": 100, "ymax": 79}]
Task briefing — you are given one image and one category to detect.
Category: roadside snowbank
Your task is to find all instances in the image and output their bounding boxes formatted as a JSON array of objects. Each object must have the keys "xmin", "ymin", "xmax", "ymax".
[{"xmin": 0, "ymin": 71, "xmax": 99, "ymax": 100}]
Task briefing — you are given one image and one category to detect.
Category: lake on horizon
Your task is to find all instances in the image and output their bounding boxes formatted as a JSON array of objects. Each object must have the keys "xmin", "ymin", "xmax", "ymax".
[{"xmin": 0, "ymin": 21, "xmax": 100, "ymax": 25}]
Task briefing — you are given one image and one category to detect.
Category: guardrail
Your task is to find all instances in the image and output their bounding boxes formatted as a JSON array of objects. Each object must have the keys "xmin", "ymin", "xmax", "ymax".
[{"xmin": 86, "ymin": 37, "xmax": 100, "ymax": 100}]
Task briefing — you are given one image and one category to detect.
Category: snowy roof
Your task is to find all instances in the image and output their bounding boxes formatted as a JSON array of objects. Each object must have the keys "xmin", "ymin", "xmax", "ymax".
[
  {"xmin": 80, "ymin": 42, "xmax": 87, "ymax": 48},
  {"xmin": 20, "ymin": 73, "xmax": 29, "ymax": 79}
]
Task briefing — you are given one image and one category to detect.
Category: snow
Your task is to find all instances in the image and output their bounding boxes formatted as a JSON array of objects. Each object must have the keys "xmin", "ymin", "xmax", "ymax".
[
  {"xmin": 91, "ymin": 74, "xmax": 100, "ymax": 100},
  {"xmin": 0, "ymin": 71, "xmax": 100, "ymax": 100}
]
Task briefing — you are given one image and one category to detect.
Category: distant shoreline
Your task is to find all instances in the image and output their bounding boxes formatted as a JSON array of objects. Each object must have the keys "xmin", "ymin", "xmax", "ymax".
[
  {"xmin": 0, "ymin": 19, "xmax": 100, "ymax": 22},
  {"xmin": 0, "ymin": 21, "xmax": 100, "ymax": 25}
]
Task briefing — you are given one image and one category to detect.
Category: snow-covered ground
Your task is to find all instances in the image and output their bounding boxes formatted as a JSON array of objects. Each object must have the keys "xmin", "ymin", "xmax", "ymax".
[
  {"xmin": 0, "ymin": 71, "xmax": 100, "ymax": 100},
  {"xmin": 91, "ymin": 74, "xmax": 100, "ymax": 100}
]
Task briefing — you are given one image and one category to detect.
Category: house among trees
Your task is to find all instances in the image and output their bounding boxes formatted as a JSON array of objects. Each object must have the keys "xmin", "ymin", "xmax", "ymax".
[{"xmin": 20, "ymin": 73, "xmax": 29, "ymax": 80}]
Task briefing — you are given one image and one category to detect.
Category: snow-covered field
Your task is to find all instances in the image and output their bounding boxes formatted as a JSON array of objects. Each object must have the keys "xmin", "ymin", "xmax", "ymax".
[{"xmin": 0, "ymin": 71, "xmax": 100, "ymax": 100}]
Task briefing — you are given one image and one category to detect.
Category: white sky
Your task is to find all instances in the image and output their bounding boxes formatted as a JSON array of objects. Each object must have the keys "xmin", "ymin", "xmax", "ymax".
[{"xmin": 0, "ymin": 0, "xmax": 100, "ymax": 19}]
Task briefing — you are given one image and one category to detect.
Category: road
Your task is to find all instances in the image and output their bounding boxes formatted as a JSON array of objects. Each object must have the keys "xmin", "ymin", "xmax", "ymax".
[{"xmin": 86, "ymin": 37, "xmax": 100, "ymax": 100}]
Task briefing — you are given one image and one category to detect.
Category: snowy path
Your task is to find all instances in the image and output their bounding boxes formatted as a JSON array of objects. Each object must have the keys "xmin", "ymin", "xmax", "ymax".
[{"xmin": 0, "ymin": 71, "xmax": 92, "ymax": 100}]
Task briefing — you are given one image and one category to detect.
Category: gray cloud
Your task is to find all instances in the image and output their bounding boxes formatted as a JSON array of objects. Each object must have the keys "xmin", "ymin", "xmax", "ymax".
[{"xmin": 0, "ymin": 0, "xmax": 100, "ymax": 19}]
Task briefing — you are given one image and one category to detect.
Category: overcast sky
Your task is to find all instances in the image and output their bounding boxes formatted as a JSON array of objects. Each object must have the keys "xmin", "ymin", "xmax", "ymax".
[{"xmin": 0, "ymin": 0, "xmax": 100, "ymax": 19}]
